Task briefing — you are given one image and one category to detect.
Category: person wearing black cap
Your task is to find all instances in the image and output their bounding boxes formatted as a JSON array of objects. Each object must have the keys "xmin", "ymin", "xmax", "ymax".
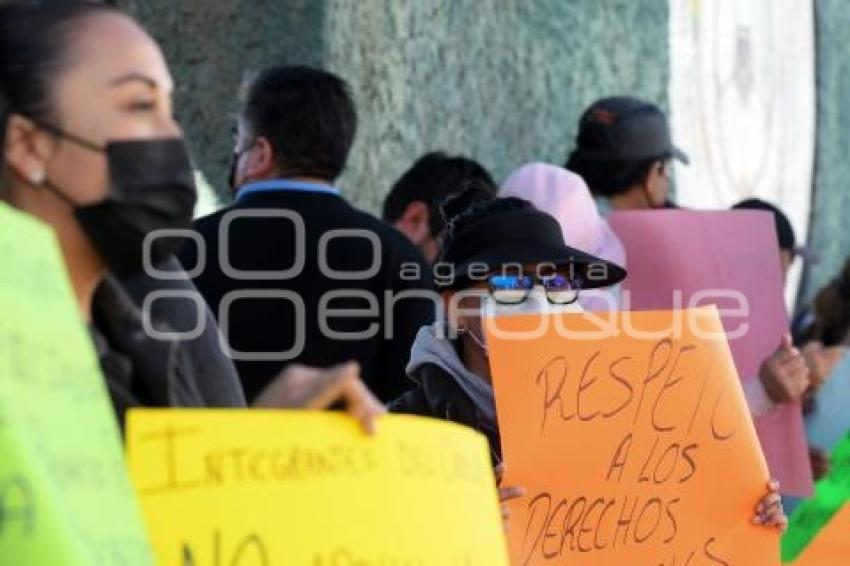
[
  {"xmin": 732, "ymin": 198, "xmax": 806, "ymax": 283},
  {"xmin": 566, "ymin": 96, "xmax": 689, "ymax": 214},
  {"xmin": 389, "ymin": 190, "xmax": 628, "ymax": 462}
]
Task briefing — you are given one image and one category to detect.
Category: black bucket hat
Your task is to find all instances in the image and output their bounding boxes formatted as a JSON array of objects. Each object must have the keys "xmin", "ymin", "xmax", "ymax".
[{"xmin": 438, "ymin": 206, "xmax": 627, "ymax": 290}]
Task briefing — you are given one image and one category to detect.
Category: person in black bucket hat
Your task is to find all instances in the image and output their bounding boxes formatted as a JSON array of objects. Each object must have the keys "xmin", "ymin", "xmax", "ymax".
[
  {"xmin": 390, "ymin": 189, "xmax": 627, "ymax": 464},
  {"xmin": 566, "ymin": 96, "xmax": 689, "ymax": 214},
  {"xmin": 438, "ymin": 193, "xmax": 627, "ymax": 293},
  {"xmin": 388, "ymin": 190, "xmax": 787, "ymax": 535}
]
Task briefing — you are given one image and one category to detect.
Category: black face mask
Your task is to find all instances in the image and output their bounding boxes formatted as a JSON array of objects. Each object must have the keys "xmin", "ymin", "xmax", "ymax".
[
  {"xmin": 227, "ymin": 141, "xmax": 255, "ymax": 195},
  {"xmin": 227, "ymin": 152, "xmax": 239, "ymax": 195},
  {"xmin": 35, "ymin": 123, "xmax": 197, "ymax": 277}
]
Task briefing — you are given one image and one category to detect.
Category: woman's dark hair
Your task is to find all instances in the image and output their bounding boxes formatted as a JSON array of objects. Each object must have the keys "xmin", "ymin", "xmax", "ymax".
[
  {"xmin": 565, "ymin": 150, "xmax": 664, "ymax": 198},
  {"xmin": 240, "ymin": 65, "xmax": 357, "ymax": 182},
  {"xmin": 811, "ymin": 258, "xmax": 850, "ymax": 346},
  {"xmin": 438, "ymin": 189, "xmax": 531, "ymax": 262},
  {"xmin": 0, "ymin": 2, "xmax": 117, "ymax": 144}
]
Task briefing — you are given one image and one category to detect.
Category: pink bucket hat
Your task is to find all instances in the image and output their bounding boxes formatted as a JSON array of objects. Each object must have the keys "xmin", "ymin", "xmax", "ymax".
[{"xmin": 501, "ymin": 163, "xmax": 627, "ymax": 309}]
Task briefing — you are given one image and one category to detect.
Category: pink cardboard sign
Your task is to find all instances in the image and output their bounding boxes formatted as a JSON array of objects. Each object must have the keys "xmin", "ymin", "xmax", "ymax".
[{"xmin": 608, "ymin": 209, "xmax": 812, "ymax": 497}]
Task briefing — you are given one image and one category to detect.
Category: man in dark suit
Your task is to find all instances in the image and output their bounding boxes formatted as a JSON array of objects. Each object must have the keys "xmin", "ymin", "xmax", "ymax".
[{"xmin": 180, "ymin": 66, "xmax": 435, "ymax": 403}]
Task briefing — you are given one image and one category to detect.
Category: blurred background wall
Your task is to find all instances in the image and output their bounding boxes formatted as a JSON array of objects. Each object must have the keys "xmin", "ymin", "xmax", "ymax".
[
  {"xmin": 667, "ymin": 0, "xmax": 816, "ymax": 310},
  {"xmin": 119, "ymin": 0, "xmax": 669, "ymax": 213},
  {"xmin": 803, "ymin": 0, "xmax": 850, "ymax": 304},
  {"xmin": 3, "ymin": 0, "xmax": 841, "ymax": 306}
]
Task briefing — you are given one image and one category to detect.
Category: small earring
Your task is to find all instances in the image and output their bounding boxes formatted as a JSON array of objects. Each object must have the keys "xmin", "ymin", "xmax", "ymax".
[{"xmin": 29, "ymin": 171, "xmax": 45, "ymax": 185}]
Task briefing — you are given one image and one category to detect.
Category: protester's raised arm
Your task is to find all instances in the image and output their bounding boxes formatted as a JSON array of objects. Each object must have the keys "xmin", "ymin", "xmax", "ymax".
[{"xmin": 758, "ymin": 334, "xmax": 810, "ymax": 405}]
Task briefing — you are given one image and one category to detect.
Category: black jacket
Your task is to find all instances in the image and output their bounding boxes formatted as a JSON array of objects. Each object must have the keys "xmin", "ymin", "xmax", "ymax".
[
  {"xmin": 91, "ymin": 270, "xmax": 247, "ymax": 429},
  {"xmin": 179, "ymin": 188, "xmax": 435, "ymax": 403},
  {"xmin": 388, "ymin": 324, "xmax": 502, "ymax": 463},
  {"xmin": 118, "ymin": 255, "xmax": 247, "ymax": 407},
  {"xmin": 390, "ymin": 362, "xmax": 502, "ymax": 463}
]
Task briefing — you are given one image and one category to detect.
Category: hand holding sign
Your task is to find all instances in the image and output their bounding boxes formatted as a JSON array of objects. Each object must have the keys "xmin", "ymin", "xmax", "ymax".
[
  {"xmin": 252, "ymin": 361, "xmax": 386, "ymax": 433},
  {"xmin": 609, "ymin": 210, "xmax": 812, "ymax": 497},
  {"xmin": 486, "ymin": 306, "xmax": 780, "ymax": 565},
  {"xmin": 760, "ymin": 335, "xmax": 811, "ymax": 404},
  {"xmin": 753, "ymin": 480, "xmax": 788, "ymax": 531}
]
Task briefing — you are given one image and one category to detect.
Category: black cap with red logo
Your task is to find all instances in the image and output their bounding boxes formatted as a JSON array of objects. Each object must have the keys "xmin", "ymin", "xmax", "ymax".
[{"xmin": 572, "ymin": 96, "xmax": 689, "ymax": 164}]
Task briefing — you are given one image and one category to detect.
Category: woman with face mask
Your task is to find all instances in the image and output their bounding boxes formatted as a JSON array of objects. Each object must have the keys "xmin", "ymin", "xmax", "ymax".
[{"xmin": 0, "ymin": 2, "xmax": 382, "ymax": 430}]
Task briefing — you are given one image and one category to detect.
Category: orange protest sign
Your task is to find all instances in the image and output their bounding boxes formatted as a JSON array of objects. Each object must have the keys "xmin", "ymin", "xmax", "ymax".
[
  {"xmin": 791, "ymin": 504, "xmax": 850, "ymax": 565},
  {"xmin": 486, "ymin": 306, "xmax": 780, "ymax": 565}
]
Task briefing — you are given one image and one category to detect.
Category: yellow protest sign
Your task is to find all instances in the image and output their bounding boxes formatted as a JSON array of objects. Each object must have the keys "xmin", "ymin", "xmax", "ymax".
[
  {"xmin": 126, "ymin": 410, "xmax": 509, "ymax": 565},
  {"xmin": 486, "ymin": 306, "xmax": 779, "ymax": 565},
  {"xmin": 0, "ymin": 203, "xmax": 153, "ymax": 565}
]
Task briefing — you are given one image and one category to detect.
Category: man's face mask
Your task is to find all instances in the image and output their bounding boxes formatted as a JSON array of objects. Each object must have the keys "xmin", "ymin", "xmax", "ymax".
[
  {"xmin": 227, "ymin": 141, "xmax": 255, "ymax": 194},
  {"xmin": 32, "ymin": 121, "xmax": 197, "ymax": 277}
]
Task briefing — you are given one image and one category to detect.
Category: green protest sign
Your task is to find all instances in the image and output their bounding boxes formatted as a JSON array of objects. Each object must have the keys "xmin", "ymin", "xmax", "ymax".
[
  {"xmin": 782, "ymin": 433, "xmax": 850, "ymax": 562},
  {"xmin": 0, "ymin": 203, "xmax": 153, "ymax": 565}
]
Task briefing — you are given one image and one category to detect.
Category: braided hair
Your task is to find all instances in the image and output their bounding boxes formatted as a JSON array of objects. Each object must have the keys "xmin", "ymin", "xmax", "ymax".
[{"xmin": 437, "ymin": 188, "xmax": 532, "ymax": 264}]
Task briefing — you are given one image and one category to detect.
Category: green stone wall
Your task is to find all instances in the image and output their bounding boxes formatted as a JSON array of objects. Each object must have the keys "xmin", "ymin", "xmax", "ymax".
[
  {"xmin": 799, "ymin": 0, "xmax": 850, "ymax": 303},
  {"xmin": 320, "ymin": 0, "xmax": 670, "ymax": 212},
  {"xmin": 120, "ymin": 0, "xmax": 327, "ymax": 213},
  {"xmin": 8, "ymin": 0, "xmax": 846, "ymax": 301},
  {"xmin": 122, "ymin": 0, "xmax": 669, "ymax": 213}
]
